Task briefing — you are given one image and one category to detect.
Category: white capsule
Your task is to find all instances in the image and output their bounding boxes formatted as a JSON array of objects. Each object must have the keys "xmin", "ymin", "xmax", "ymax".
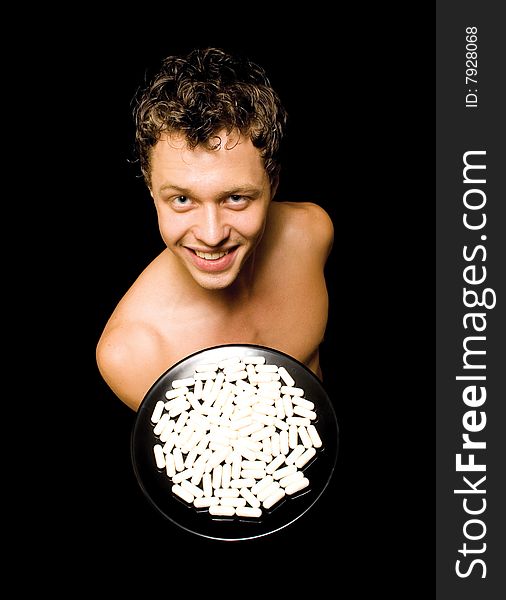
[
  {"xmin": 293, "ymin": 406, "xmax": 317, "ymax": 420},
  {"xmin": 236, "ymin": 506, "xmax": 262, "ymax": 518},
  {"xmin": 230, "ymin": 417, "xmax": 252, "ymax": 431},
  {"xmin": 251, "ymin": 412, "xmax": 276, "ymax": 426},
  {"xmin": 153, "ymin": 444, "xmax": 165, "ymax": 469},
  {"xmin": 285, "ymin": 477, "xmax": 310, "ymax": 496},
  {"xmin": 262, "ymin": 436, "xmax": 272, "ymax": 457},
  {"xmin": 236, "ymin": 438, "xmax": 262, "ymax": 451},
  {"xmin": 172, "ymin": 377, "xmax": 195, "ymax": 388},
  {"xmin": 272, "ymin": 464, "xmax": 297, "ymax": 480},
  {"xmin": 165, "ymin": 453, "xmax": 176, "ymax": 478},
  {"xmin": 298, "ymin": 425, "xmax": 313, "ymax": 448},
  {"xmin": 172, "ymin": 468, "xmax": 195, "ymax": 484},
  {"xmin": 193, "ymin": 496, "xmax": 220, "ymax": 508},
  {"xmin": 173, "ymin": 447, "xmax": 185, "ymax": 472},
  {"xmin": 243, "ymin": 355, "xmax": 266, "ymax": 365},
  {"xmin": 225, "ymin": 370, "xmax": 248, "ymax": 382},
  {"xmin": 288, "ymin": 424, "xmax": 298, "ymax": 449},
  {"xmin": 256, "ymin": 481, "xmax": 281, "ymax": 502},
  {"xmin": 274, "ymin": 398, "xmax": 285, "ymax": 420},
  {"xmin": 280, "ymin": 429, "xmax": 289, "ymax": 455},
  {"xmin": 184, "ymin": 447, "xmax": 199, "ymax": 469},
  {"xmin": 212, "ymin": 464, "xmax": 222, "ymax": 489},
  {"xmin": 235, "ymin": 379, "xmax": 256, "ymax": 394},
  {"xmin": 251, "ymin": 372, "xmax": 280, "ymax": 383},
  {"xmin": 234, "ymin": 445, "xmax": 257, "ymax": 461},
  {"xmin": 251, "ymin": 475, "xmax": 274, "ymax": 496},
  {"xmin": 307, "ymin": 425, "xmax": 323, "ymax": 448},
  {"xmin": 258, "ymin": 380, "xmax": 282, "ymax": 390},
  {"xmin": 203, "ymin": 473, "xmax": 212, "ymax": 497},
  {"xmin": 223, "ymin": 361, "xmax": 246, "ymax": 374},
  {"xmin": 165, "ymin": 387, "xmax": 188, "ymax": 400},
  {"xmin": 273, "ymin": 417, "xmax": 289, "ymax": 431},
  {"xmin": 187, "ymin": 392, "xmax": 204, "ymax": 413},
  {"xmin": 209, "ymin": 504, "xmax": 235, "ymax": 516},
  {"xmin": 287, "ymin": 417, "xmax": 311, "ymax": 427},
  {"xmin": 176, "ymin": 425, "xmax": 194, "ymax": 448},
  {"xmin": 280, "ymin": 386, "xmax": 304, "ymax": 397},
  {"xmin": 229, "ymin": 478, "xmax": 256, "ymax": 488},
  {"xmin": 295, "ymin": 447, "xmax": 317, "ymax": 468},
  {"xmin": 220, "ymin": 497, "xmax": 247, "ymax": 507},
  {"xmin": 263, "ymin": 487, "xmax": 286, "ymax": 509},
  {"xmin": 191, "ymin": 463, "xmax": 205, "ymax": 486},
  {"xmin": 238, "ymin": 422, "xmax": 264, "ymax": 437},
  {"xmin": 214, "ymin": 487, "xmax": 240, "ymax": 497},
  {"xmin": 239, "ymin": 487, "xmax": 261, "ymax": 508},
  {"xmin": 205, "ymin": 447, "xmax": 231, "ymax": 471},
  {"xmin": 221, "ymin": 462, "xmax": 231, "ymax": 489},
  {"xmin": 180, "ymin": 479, "xmax": 204, "ymax": 498},
  {"xmin": 195, "ymin": 434, "xmax": 210, "ymax": 454},
  {"xmin": 218, "ymin": 356, "xmax": 242, "ymax": 369},
  {"xmin": 271, "ymin": 432, "xmax": 280, "ymax": 456},
  {"xmin": 286, "ymin": 445, "xmax": 306, "ymax": 465},
  {"xmin": 231, "ymin": 406, "xmax": 252, "ymax": 420},
  {"xmin": 279, "ymin": 470, "xmax": 304, "ymax": 488},
  {"xmin": 221, "ymin": 398, "xmax": 236, "ymax": 419},
  {"xmin": 194, "ymin": 363, "xmax": 219, "ymax": 372},
  {"xmin": 207, "ymin": 372, "xmax": 225, "ymax": 402},
  {"xmin": 169, "ymin": 401, "xmax": 191, "ymax": 419},
  {"xmin": 283, "ymin": 395, "xmax": 293, "ymax": 418},
  {"xmin": 254, "ymin": 396, "xmax": 275, "ymax": 406},
  {"xmin": 250, "ymin": 425, "xmax": 276, "ymax": 442},
  {"xmin": 241, "ymin": 469, "xmax": 266, "ymax": 479},
  {"xmin": 246, "ymin": 364, "xmax": 257, "ymax": 381},
  {"xmin": 151, "ymin": 400, "xmax": 165, "ymax": 424},
  {"xmin": 172, "ymin": 483, "xmax": 194, "ymax": 504},
  {"xmin": 159, "ymin": 419, "xmax": 176, "ymax": 443},
  {"xmin": 265, "ymin": 453, "xmax": 286, "ymax": 474},
  {"xmin": 277, "ymin": 366, "xmax": 295, "ymax": 387},
  {"xmin": 193, "ymin": 371, "xmax": 216, "ymax": 381},
  {"xmin": 254, "ymin": 451, "xmax": 272, "ymax": 462},
  {"xmin": 201, "ymin": 378, "xmax": 215, "ymax": 402},
  {"xmin": 182, "ymin": 430, "xmax": 206, "ymax": 454},
  {"xmin": 252, "ymin": 404, "xmax": 277, "ymax": 417},
  {"xmin": 193, "ymin": 378, "xmax": 203, "ymax": 400},
  {"xmin": 291, "ymin": 396, "xmax": 315, "ymax": 410},
  {"xmin": 231, "ymin": 452, "xmax": 242, "ymax": 480},
  {"xmin": 162, "ymin": 432, "xmax": 177, "ymax": 454},
  {"xmin": 254, "ymin": 364, "xmax": 278, "ymax": 373}
]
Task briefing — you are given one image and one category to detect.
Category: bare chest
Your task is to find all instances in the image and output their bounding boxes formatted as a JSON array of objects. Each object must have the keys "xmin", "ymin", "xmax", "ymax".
[{"xmin": 159, "ymin": 280, "xmax": 328, "ymax": 371}]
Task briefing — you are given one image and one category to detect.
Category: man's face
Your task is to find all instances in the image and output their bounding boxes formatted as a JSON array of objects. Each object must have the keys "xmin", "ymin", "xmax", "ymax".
[{"xmin": 150, "ymin": 131, "xmax": 273, "ymax": 291}]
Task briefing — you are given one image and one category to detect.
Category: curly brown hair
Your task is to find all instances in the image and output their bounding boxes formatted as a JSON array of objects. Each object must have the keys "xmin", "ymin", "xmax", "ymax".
[{"xmin": 133, "ymin": 47, "xmax": 287, "ymax": 188}]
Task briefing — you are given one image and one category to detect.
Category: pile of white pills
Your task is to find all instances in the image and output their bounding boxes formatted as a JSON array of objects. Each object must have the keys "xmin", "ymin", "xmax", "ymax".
[{"xmin": 150, "ymin": 355, "xmax": 322, "ymax": 519}]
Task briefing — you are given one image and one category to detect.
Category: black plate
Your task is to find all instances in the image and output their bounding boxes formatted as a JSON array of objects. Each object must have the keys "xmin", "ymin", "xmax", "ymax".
[{"xmin": 131, "ymin": 344, "xmax": 339, "ymax": 541}]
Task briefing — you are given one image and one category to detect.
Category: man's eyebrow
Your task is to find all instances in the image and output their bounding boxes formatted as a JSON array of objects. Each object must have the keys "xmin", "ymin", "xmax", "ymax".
[{"xmin": 158, "ymin": 183, "xmax": 263, "ymax": 196}]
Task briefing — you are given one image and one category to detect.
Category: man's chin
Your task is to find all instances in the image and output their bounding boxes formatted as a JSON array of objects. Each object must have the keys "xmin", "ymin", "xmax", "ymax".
[{"xmin": 192, "ymin": 271, "xmax": 237, "ymax": 291}]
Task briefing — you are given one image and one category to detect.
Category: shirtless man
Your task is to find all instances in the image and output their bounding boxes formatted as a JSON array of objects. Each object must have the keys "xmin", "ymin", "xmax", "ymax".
[{"xmin": 96, "ymin": 48, "xmax": 333, "ymax": 411}]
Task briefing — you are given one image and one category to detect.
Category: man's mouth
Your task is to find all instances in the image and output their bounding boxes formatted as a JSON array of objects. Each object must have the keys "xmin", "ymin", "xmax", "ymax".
[
  {"xmin": 194, "ymin": 250, "xmax": 230, "ymax": 261},
  {"xmin": 185, "ymin": 246, "xmax": 239, "ymax": 272}
]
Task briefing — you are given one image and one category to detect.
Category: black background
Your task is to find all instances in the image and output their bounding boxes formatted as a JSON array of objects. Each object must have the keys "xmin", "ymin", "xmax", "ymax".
[{"xmin": 34, "ymin": 14, "xmax": 434, "ymax": 591}]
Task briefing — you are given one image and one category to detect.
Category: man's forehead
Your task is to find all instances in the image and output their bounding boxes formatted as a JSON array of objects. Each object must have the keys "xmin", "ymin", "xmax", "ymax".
[{"xmin": 150, "ymin": 130, "xmax": 266, "ymax": 188}]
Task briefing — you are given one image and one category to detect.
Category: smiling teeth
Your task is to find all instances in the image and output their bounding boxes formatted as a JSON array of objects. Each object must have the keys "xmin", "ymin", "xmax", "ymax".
[{"xmin": 195, "ymin": 250, "xmax": 229, "ymax": 260}]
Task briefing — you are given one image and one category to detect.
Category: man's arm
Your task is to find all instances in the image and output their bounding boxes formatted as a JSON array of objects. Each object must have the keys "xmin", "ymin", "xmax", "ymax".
[{"xmin": 96, "ymin": 323, "xmax": 168, "ymax": 411}]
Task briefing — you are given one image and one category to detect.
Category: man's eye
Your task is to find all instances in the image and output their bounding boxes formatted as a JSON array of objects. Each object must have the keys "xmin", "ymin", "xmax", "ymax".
[
  {"xmin": 171, "ymin": 196, "xmax": 192, "ymax": 209},
  {"xmin": 227, "ymin": 195, "xmax": 248, "ymax": 205}
]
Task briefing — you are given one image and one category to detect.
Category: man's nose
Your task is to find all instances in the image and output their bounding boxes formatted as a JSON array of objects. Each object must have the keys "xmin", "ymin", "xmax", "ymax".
[{"xmin": 194, "ymin": 205, "xmax": 230, "ymax": 248}]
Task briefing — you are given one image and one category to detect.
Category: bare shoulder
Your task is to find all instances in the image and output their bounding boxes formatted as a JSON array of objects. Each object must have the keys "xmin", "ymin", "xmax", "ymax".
[
  {"xmin": 269, "ymin": 201, "xmax": 334, "ymax": 259},
  {"xmin": 96, "ymin": 320, "xmax": 169, "ymax": 411},
  {"xmin": 96, "ymin": 251, "xmax": 176, "ymax": 411}
]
